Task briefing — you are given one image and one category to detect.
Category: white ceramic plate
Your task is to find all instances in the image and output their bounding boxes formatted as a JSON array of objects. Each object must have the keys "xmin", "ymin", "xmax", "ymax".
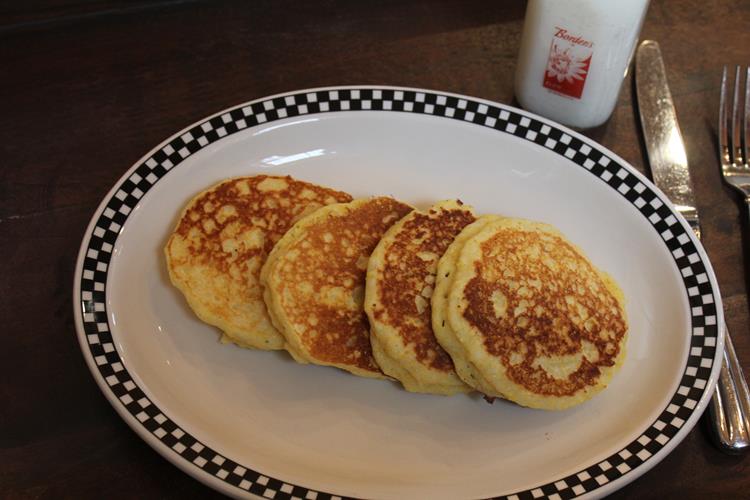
[{"xmin": 74, "ymin": 87, "xmax": 724, "ymax": 500}]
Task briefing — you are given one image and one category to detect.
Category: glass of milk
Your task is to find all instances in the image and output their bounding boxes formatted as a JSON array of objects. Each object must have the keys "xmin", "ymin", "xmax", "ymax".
[{"xmin": 514, "ymin": 0, "xmax": 650, "ymax": 129}]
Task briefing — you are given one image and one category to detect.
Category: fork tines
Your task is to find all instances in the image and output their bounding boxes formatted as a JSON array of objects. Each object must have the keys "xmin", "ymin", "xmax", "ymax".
[{"xmin": 720, "ymin": 66, "xmax": 750, "ymax": 172}]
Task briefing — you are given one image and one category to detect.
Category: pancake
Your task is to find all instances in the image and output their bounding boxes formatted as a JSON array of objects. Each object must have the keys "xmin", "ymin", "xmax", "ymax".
[
  {"xmin": 365, "ymin": 200, "xmax": 477, "ymax": 395},
  {"xmin": 261, "ymin": 197, "xmax": 413, "ymax": 378},
  {"xmin": 440, "ymin": 218, "xmax": 628, "ymax": 410},
  {"xmin": 165, "ymin": 175, "xmax": 352, "ymax": 350}
]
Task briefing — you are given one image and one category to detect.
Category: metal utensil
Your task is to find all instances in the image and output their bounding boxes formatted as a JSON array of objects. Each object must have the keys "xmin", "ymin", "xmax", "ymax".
[
  {"xmin": 635, "ymin": 40, "xmax": 750, "ymax": 453},
  {"xmin": 720, "ymin": 66, "xmax": 750, "ymax": 218}
]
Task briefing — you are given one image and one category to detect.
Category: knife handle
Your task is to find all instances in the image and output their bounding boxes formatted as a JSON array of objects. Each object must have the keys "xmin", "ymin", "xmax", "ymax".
[{"xmin": 708, "ymin": 323, "xmax": 750, "ymax": 453}]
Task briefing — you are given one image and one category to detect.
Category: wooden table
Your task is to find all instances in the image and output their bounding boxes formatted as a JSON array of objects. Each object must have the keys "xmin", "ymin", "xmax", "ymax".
[{"xmin": 3, "ymin": 1, "xmax": 749, "ymax": 498}]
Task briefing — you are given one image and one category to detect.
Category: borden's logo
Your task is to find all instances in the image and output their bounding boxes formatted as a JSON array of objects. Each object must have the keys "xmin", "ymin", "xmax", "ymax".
[
  {"xmin": 553, "ymin": 28, "xmax": 593, "ymax": 48},
  {"xmin": 543, "ymin": 27, "xmax": 593, "ymax": 99}
]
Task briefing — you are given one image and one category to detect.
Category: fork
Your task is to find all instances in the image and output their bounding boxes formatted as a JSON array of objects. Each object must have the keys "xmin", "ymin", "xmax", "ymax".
[
  {"xmin": 721, "ymin": 66, "xmax": 750, "ymax": 213},
  {"xmin": 709, "ymin": 66, "xmax": 750, "ymax": 453}
]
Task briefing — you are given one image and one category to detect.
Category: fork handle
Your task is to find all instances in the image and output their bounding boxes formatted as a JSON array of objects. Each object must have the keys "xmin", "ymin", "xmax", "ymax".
[{"xmin": 707, "ymin": 322, "xmax": 750, "ymax": 453}]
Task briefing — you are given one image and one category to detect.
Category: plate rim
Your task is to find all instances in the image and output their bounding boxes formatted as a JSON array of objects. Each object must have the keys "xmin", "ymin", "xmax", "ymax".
[{"xmin": 73, "ymin": 85, "xmax": 725, "ymax": 500}]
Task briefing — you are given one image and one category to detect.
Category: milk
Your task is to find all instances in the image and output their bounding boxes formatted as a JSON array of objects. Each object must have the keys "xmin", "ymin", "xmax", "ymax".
[{"xmin": 515, "ymin": 0, "xmax": 650, "ymax": 129}]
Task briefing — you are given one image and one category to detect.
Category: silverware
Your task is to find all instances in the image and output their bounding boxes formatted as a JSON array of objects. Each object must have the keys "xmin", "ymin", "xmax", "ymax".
[
  {"xmin": 635, "ymin": 40, "xmax": 750, "ymax": 453},
  {"xmin": 720, "ymin": 66, "xmax": 750, "ymax": 217}
]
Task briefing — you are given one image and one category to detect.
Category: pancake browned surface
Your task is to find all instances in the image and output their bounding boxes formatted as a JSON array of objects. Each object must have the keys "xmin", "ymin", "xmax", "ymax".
[
  {"xmin": 262, "ymin": 197, "xmax": 413, "ymax": 378},
  {"xmin": 444, "ymin": 218, "xmax": 628, "ymax": 410},
  {"xmin": 165, "ymin": 175, "xmax": 352, "ymax": 350},
  {"xmin": 365, "ymin": 200, "xmax": 476, "ymax": 395}
]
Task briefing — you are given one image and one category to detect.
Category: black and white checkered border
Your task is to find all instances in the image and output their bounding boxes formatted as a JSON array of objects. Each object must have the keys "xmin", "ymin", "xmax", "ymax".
[{"xmin": 77, "ymin": 88, "xmax": 719, "ymax": 500}]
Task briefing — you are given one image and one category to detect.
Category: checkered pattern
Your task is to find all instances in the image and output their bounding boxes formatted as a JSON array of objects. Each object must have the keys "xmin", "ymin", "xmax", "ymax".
[{"xmin": 78, "ymin": 87, "xmax": 720, "ymax": 500}]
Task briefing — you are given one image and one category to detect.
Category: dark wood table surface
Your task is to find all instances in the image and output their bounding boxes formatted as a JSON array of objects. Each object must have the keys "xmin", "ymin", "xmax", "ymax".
[{"xmin": 3, "ymin": 1, "xmax": 750, "ymax": 498}]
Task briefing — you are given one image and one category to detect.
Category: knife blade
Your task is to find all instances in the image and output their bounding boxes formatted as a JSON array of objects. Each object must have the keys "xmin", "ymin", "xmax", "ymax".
[
  {"xmin": 635, "ymin": 40, "xmax": 701, "ymax": 238},
  {"xmin": 635, "ymin": 39, "xmax": 750, "ymax": 453}
]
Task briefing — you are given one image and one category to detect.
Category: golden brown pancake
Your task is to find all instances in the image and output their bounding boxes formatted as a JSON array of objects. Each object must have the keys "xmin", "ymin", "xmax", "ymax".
[
  {"xmin": 261, "ymin": 197, "xmax": 413, "ymax": 378},
  {"xmin": 365, "ymin": 200, "xmax": 476, "ymax": 395},
  {"xmin": 165, "ymin": 175, "xmax": 351, "ymax": 349},
  {"xmin": 440, "ymin": 218, "xmax": 628, "ymax": 409}
]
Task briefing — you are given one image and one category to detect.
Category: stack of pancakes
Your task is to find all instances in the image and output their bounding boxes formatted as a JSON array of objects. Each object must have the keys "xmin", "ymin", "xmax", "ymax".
[{"xmin": 166, "ymin": 175, "xmax": 627, "ymax": 410}]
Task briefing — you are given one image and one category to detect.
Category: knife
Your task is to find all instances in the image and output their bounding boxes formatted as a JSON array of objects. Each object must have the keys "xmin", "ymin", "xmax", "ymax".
[{"xmin": 635, "ymin": 39, "xmax": 750, "ymax": 453}]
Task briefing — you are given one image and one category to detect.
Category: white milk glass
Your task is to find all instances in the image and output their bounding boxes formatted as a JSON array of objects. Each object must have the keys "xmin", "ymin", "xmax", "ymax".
[{"xmin": 515, "ymin": 0, "xmax": 650, "ymax": 129}]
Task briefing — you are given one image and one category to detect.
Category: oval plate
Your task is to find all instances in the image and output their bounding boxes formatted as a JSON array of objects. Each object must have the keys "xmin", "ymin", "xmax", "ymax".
[{"xmin": 73, "ymin": 87, "xmax": 724, "ymax": 499}]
